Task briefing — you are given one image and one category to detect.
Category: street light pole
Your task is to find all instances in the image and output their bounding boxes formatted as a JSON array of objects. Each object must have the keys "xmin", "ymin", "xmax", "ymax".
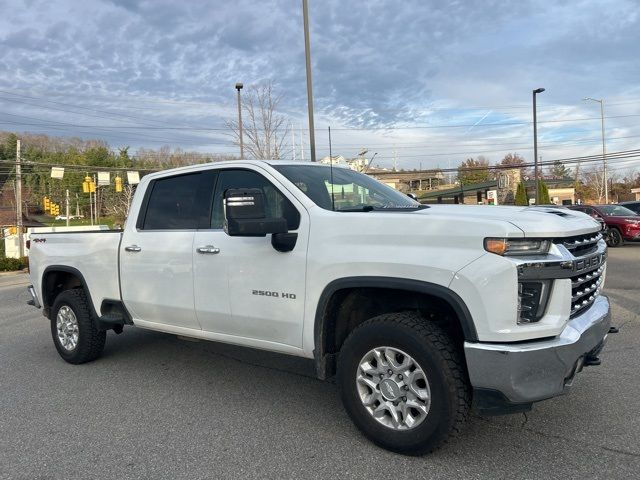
[
  {"xmin": 532, "ymin": 87, "xmax": 545, "ymax": 205},
  {"xmin": 235, "ymin": 83, "xmax": 244, "ymax": 159},
  {"xmin": 584, "ymin": 97, "xmax": 608, "ymax": 203},
  {"xmin": 302, "ymin": 0, "xmax": 316, "ymax": 162}
]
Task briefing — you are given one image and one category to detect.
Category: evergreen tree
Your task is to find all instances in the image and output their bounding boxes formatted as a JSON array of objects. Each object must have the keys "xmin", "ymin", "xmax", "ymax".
[
  {"xmin": 515, "ymin": 182, "xmax": 528, "ymax": 206},
  {"xmin": 538, "ymin": 180, "xmax": 551, "ymax": 204}
]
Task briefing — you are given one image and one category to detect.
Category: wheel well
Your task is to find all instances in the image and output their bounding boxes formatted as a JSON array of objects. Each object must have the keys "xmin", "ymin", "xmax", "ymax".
[
  {"xmin": 42, "ymin": 270, "xmax": 85, "ymax": 317},
  {"xmin": 316, "ymin": 287, "xmax": 468, "ymax": 379}
]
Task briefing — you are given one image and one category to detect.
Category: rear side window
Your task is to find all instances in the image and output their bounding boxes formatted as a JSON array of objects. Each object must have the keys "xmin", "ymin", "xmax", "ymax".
[{"xmin": 142, "ymin": 172, "xmax": 214, "ymax": 230}]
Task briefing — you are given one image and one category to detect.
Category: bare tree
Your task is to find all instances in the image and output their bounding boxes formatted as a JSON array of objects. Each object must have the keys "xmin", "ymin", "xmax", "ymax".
[
  {"xmin": 226, "ymin": 82, "xmax": 290, "ymax": 160},
  {"xmin": 581, "ymin": 165, "xmax": 606, "ymax": 203},
  {"xmin": 102, "ymin": 184, "xmax": 137, "ymax": 225}
]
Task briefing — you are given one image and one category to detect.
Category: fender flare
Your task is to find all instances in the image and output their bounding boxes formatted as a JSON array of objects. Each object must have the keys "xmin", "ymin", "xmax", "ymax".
[
  {"xmin": 41, "ymin": 265, "xmax": 99, "ymax": 319},
  {"xmin": 313, "ymin": 276, "xmax": 478, "ymax": 378}
]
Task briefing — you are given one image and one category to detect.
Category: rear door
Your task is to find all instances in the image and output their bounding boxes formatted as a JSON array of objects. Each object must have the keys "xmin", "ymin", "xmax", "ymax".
[
  {"xmin": 120, "ymin": 171, "xmax": 215, "ymax": 330},
  {"xmin": 193, "ymin": 167, "xmax": 308, "ymax": 348}
]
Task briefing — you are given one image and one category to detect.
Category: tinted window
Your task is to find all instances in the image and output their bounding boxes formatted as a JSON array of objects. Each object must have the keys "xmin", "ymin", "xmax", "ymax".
[
  {"xmin": 211, "ymin": 169, "xmax": 300, "ymax": 230},
  {"xmin": 598, "ymin": 205, "xmax": 638, "ymax": 216},
  {"xmin": 623, "ymin": 202, "xmax": 640, "ymax": 214},
  {"xmin": 142, "ymin": 172, "xmax": 214, "ymax": 230}
]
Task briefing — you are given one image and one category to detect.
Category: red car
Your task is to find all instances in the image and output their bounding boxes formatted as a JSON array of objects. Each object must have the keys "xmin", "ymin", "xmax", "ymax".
[{"xmin": 568, "ymin": 204, "xmax": 640, "ymax": 247}]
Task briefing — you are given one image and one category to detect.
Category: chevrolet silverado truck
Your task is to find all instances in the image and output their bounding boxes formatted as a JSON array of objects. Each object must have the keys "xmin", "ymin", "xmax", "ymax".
[{"xmin": 27, "ymin": 160, "xmax": 611, "ymax": 454}]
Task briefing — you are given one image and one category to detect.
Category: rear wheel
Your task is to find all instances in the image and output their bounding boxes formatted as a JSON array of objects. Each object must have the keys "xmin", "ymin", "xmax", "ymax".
[
  {"xmin": 606, "ymin": 228, "xmax": 624, "ymax": 247},
  {"xmin": 51, "ymin": 289, "xmax": 106, "ymax": 364},
  {"xmin": 337, "ymin": 312, "xmax": 470, "ymax": 455}
]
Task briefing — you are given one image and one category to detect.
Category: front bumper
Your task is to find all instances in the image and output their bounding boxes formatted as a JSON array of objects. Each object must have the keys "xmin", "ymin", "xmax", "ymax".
[{"xmin": 464, "ymin": 295, "xmax": 610, "ymax": 408}]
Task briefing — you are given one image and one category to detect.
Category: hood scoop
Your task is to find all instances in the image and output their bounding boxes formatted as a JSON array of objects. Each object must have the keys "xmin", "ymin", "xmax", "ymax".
[{"xmin": 527, "ymin": 207, "xmax": 572, "ymax": 217}]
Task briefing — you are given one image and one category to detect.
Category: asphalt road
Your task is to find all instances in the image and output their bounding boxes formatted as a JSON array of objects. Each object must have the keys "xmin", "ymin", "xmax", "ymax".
[{"xmin": 1, "ymin": 247, "xmax": 639, "ymax": 480}]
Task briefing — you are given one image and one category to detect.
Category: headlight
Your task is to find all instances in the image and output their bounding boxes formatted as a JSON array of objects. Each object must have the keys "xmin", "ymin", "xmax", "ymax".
[{"xmin": 484, "ymin": 238, "xmax": 551, "ymax": 256}]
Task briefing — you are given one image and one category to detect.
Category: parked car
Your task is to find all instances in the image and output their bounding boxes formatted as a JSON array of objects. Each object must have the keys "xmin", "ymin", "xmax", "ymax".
[
  {"xmin": 619, "ymin": 200, "xmax": 640, "ymax": 215},
  {"xmin": 568, "ymin": 204, "xmax": 640, "ymax": 247}
]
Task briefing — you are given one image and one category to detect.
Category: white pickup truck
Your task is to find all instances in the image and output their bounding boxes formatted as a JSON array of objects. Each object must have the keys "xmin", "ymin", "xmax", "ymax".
[{"xmin": 27, "ymin": 160, "xmax": 611, "ymax": 454}]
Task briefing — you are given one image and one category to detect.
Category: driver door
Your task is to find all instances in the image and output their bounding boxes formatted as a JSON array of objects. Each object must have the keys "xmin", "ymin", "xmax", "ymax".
[{"xmin": 193, "ymin": 167, "xmax": 309, "ymax": 348}]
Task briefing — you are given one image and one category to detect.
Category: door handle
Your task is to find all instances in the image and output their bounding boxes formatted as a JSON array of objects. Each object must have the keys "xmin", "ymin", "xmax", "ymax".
[
  {"xmin": 197, "ymin": 245, "xmax": 220, "ymax": 254},
  {"xmin": 124, "ymin": 245, "xmax": 142, "ymax": 252}
]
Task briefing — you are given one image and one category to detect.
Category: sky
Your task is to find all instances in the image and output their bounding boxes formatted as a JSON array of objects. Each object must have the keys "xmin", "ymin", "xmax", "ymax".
[{"xmin": 0, "ymin": 0, "xmax": 639, "ymax": 175}]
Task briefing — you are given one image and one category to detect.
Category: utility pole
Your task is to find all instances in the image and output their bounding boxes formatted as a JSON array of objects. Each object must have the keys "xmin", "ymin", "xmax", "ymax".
[
  {"xmin": 235, "ymin": 83, "xmax": 244, "ymax": 159},
  {"xmin": 302, "ymin": 0, "xmax": 316, "ymax": 162},
  {"xmin": 583, "ymin": 97, "xmax": 608, "ymax": 203},
  {"xmin": 16, "ymin": 139, "xmax": 24, "ymax": 258},
  {"xmin": 94, "ymin": 174, "xmax": 98, "ymax": 225},
  {"xmin": 65, "ymin": 189, "xmax": 70, "ymax": 227},
  {"xmin": 600, "ymin": 100, "xmax": 608, "ymax": 204},
  {"xmin": 532, "ymin": 87, "xmax": 545, "ymax": 205}
]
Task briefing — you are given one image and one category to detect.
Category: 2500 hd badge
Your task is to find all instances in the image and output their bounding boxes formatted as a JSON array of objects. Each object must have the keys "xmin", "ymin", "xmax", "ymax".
[{"xmin": 252, "ymin": 290, "xmax": 297, "ymax": 299}]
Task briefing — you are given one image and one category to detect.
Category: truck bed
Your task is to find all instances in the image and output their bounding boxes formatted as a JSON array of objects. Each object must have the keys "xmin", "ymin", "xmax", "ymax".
[{"xmin": 28, "ymin": 230, "xmax": 123, "ymax": 316}]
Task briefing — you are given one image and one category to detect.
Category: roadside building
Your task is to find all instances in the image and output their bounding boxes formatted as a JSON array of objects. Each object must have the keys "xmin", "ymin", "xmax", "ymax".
[{"xmin": 0, "ymin": 207, "xmax": 44, "ymax": 258}]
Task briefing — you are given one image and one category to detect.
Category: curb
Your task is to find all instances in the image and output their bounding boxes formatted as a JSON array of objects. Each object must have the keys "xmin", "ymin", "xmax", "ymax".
[{"xmin": 0, "ymin": 269, "xmax": 29, "ymax": 277}]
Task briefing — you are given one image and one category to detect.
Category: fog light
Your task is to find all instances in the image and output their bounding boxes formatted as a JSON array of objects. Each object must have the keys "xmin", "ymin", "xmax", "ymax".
[{"xmin": 518, "ymin": 281, "xmax": 551, "ymax": 323}]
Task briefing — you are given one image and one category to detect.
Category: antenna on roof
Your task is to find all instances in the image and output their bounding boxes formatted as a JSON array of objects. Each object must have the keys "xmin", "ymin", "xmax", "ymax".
[{"xmin": 329, "ymin": 126, "xmax": 335, "ymax": 211}]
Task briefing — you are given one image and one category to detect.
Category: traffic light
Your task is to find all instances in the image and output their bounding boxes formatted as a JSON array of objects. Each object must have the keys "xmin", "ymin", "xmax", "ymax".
[
  {"xmin": 114, "ymin": 175, "xmax": 123, "ymax": 192},
  {"xmin": 44, "ymin": 196, "xmax": 50, "ymax": 212},
  {"xmin": 82, "ymin": 176, "xmax": 95, "ymax": 193}
]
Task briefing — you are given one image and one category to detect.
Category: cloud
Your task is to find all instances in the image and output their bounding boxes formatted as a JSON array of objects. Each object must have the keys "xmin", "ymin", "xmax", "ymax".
[{"xmin": 0, "ymin": 0, "xmax": 638, "ymax": 169}]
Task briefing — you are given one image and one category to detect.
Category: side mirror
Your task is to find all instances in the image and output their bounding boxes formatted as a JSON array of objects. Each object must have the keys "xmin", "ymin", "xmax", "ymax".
[
  {"xmin": 224, "ymin": 188, "xmax": 288, "ymax": 237},
  {"xmin": 407, "ymin": 193, "xmax": 418, "ymax": 200}
]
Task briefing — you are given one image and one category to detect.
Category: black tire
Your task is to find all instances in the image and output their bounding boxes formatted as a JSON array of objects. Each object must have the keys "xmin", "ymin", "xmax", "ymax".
[
  {"xmin": 50, "ymin": 289, "xmax": 106, "ymax": 364},
  {"xmin": 606, "ymin": 228, "xmax": 624, "ymax": 247},
  {"xmin": 337, "ymin": 312, "xmax": 470, "ymax": 455}
]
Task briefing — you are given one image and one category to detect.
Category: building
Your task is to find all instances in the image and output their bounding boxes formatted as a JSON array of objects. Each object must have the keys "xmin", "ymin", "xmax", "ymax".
[
  {"xmin": 0, "ymin": 207, "xmax": 43, "ymax": 258},
  {"xmin": 417, "ymin": 171, "xmax": 576, "ymax": 205}
]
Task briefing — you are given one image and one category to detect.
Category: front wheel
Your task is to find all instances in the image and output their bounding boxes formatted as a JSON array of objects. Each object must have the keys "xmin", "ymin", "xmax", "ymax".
[
  {"xmin": 606, "ymin": 228, "xmax": 624, "ymax": 247},
  {"xmin": 337, "ymin": 312, "xmax": 470, "ymax": 455},
  {"xmin": 50, "ymin": 289, "xmax": 106, "ymax": 364}
]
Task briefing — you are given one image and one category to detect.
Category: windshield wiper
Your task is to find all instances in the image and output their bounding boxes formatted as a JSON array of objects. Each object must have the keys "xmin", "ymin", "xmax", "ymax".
[
  {"xmin": 337, "ymin": 205, "xmax": 376, "ymax": 212},
  {"xmin": 336, "ymin": 204, "xmax": 428, "ymax": 212}
]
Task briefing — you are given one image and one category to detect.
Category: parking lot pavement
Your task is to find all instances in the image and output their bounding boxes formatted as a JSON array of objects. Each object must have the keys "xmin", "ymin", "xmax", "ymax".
[
  {"xmin": 1, "ymin": 250, "xmax": 639, "ymax": 480},
  {"xmin": 0, "ymin": 270, "xmax": 29, "ymax": 289}
]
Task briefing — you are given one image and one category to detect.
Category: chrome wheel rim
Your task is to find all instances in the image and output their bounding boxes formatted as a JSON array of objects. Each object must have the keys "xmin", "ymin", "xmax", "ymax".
[
  {"xmin": 56, "ymin": 306, "xmax": 79, "ymax": 351},
  {"xmin": 356, "ymin": 346, "xmax": 431, "ymax": 430}
]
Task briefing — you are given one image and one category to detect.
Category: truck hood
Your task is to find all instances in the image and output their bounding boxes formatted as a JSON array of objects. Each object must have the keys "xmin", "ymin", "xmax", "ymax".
[{"xmin": 419, "ymin": 205, "xmax": 601, "ymax": 237}]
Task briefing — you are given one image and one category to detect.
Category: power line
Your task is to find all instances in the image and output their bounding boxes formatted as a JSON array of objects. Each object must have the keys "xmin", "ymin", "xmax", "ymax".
[{"xmin": 3, "ymin": 109, "xmax": 640, "ymax": 132}]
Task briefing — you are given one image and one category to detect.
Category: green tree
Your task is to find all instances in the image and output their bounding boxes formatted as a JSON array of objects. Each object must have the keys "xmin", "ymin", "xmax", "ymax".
[
  {"xmin": 515, "ymin": 182, "xmax": 528, "ymax": 206},
  {"xmin": 457, "ymin": 156, "xmax": 490, "ymax": 185},
  {"xmin": 499, "ymin": 153, "xmax": 529, "ymax": 177},
  {"xmin": 538, "ymin": 180, "xmax": 551, "ymax": 204},
  {"xmin": 548, "ymin": 160, "xmax": 569, "ymax": 179}
]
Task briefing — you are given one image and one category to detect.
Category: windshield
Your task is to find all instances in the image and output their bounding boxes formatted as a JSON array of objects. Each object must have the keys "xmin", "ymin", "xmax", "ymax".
[
  {"xmin": 273, "ymin": 164, "xmax": 423, "ymax": 211},
  {"xmin": 598, "ymin": 205, "xmax": 638, "ymax": 216}
]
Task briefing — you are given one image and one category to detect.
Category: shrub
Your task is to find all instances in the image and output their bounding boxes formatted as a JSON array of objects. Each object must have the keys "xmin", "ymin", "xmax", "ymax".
[{"xmin": 0, "ymin": 256, "xmax": 29, "ymax": 271}]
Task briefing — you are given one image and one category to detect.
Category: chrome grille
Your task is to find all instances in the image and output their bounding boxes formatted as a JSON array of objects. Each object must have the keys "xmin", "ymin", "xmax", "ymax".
[
  {"xmin": 556, "ymin": 232, "xmax": 602, "ymax": 257},
  {"xmin": 570, "ymin": 263, "xmax": 605, "ymax": 317}
]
